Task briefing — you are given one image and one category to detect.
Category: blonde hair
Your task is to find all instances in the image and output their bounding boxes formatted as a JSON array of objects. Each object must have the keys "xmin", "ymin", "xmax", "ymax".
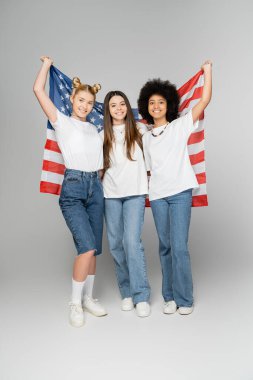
[{"xmin": 72, "ymin": 77, "xmax": 101, "ymax": 98}]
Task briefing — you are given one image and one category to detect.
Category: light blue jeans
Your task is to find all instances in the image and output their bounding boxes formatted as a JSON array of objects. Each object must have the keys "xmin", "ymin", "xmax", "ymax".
[
  {"xmin": 105, "ymin": 195, "xmax": 150, "ymax": 304},
  {"xmin": 150, "ymin": 189, "xmax": 193, "ymax": 307}
]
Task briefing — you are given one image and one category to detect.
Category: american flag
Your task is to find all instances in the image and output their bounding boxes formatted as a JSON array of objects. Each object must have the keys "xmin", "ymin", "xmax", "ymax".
[
  {"xmin": 40, "ymin": 66, "xmax": 105, "ymax": 195},
  {"xmin": 40, "ymin": 66, "xmax": 208, "ymax": 207}
]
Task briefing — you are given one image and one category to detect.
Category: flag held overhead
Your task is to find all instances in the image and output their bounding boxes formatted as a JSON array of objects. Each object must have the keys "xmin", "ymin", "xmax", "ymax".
[{"xmin": 40, "ymin": 66, "xmax": 208, "ymax": 207}]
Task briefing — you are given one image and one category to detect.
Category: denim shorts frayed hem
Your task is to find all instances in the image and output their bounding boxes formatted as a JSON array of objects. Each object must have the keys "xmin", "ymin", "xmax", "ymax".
[{"xmin": 77, "ymin": 247, "xmax": 102, "ymax": 256}]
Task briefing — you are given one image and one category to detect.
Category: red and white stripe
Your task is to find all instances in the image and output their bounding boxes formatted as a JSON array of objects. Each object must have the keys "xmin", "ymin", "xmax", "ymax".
[
  {"xmin": 178, "ymin": 70, "xmax": 208, "ymax": 206},
  {"xmin": 40, "ymin": 128, "xmax": 64, "ymax": 195}
]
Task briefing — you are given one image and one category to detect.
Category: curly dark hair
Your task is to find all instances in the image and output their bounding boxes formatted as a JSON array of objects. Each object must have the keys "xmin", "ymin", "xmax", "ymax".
[{"xmin": 137, "ymin": 78, "xmax": 180, "ymax": 124}]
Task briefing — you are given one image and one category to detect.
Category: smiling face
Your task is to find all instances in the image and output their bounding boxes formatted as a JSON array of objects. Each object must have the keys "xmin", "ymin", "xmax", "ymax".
[
  {"xmin": 109, "ymin": 95, "xmax": 127, "ymax": 125},
  {"xmin": 71, "ymin": 90, "xmax": 95, "ymax": 121},
  {"xmin": 148, "ymin": 94, "xmax": 167, "ymax": 126}
]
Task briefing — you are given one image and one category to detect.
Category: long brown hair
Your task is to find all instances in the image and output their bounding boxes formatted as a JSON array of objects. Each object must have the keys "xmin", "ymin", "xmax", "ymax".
[{"xmin": 103, "ymin": 91, "xmax": 143, "ymax": 171}]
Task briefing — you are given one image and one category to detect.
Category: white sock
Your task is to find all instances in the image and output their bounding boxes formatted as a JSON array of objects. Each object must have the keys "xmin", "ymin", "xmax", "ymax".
[
  {"xmin": 84, "ymin": 275, "xmax": 95, "ymax": 298},
  {"xmin": 71, "ymin": 279, "xmax": 85, "ymax": 305}
]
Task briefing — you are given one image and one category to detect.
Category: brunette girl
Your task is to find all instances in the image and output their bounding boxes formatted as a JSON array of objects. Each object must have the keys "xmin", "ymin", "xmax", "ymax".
[{"xmin": 103, "ymin": 91, "xmax": 151, "ymax": 317}]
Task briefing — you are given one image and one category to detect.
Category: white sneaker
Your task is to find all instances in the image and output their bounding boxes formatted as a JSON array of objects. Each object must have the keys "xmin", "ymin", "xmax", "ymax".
[
  {"xmin": 83, "ymin": 295, "xmax": 107, "ymax": 317},
  {"xmin": 163, "ymin": 300, "xmax": 177, "ymax": 314},
  {"xmin": 178, "ymin": 305, "xmax": 194, "ymax": 315},
  {"xmin": 69, "ymin": 302, "xmax": 85, "ymax": 327},
  {"xmin": 136, "ymin": 302, "xmax": 151, "ymax": 317},
  {"xmin": 121, "ymin": 297, "xmax": 134, "ymax": 311}
]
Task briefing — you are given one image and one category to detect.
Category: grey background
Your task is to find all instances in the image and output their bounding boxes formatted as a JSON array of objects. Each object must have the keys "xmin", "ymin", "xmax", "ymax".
[{"xmin": 1, "ymin": 0, "xmax": 253, "ymax": 379}]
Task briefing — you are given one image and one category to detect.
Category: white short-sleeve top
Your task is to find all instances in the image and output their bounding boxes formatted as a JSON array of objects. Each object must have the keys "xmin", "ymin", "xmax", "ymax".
[
  {"xmin": 142, "ymin": 110, "xmax": 199, "ymax": 201},
  {"xmin": 102, "ymin": 123, "xmax": 148, "ymax": 198},
  {"xmin": 50, "ymin": 110, "xmax": 103, "ymax": 172}
]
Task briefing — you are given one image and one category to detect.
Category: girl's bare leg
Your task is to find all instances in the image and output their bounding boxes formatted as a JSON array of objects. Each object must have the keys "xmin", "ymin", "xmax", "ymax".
[
  {"xmin": 72, "ymin": 250, "xmax": 95, "ymax": 281},
  {"xmin": 88, "ymin": 256, "xmax": 96, "ymax": 275}
]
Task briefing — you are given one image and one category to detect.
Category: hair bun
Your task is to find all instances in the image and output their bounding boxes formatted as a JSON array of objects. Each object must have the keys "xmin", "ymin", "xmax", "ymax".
[
  {"xmin": 92, "ymin": 83, "xmax": 101, "ymax": 94},
  {"xmin": 72, "ymin": 77, "xmax": 81, "ymax": 89}
]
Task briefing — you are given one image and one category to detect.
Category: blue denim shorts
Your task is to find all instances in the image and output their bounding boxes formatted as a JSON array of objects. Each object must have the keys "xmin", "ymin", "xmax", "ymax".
[{"xmin": 59, "ymin": 169, "xmax": 104, "ymax": 255}]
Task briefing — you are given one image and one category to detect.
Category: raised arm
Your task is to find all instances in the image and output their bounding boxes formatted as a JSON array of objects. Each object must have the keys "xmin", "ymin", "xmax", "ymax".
[
  {"xmin": 192, "ymin": 60, "xmax": 212, "ymax": 123},
  {"xmin": 33, "ymin": 56, "xmax": 57, "ymax": 123}
]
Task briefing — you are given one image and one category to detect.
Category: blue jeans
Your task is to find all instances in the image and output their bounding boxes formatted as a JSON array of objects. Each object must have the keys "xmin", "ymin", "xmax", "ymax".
[
  {"xmin": 59, "ymin": 169, "xmax": 104, "ymax": 255},
  {"xmin": 105, "ymin": 195, "xmax": 150, "ymax": 304},
  {"xmin": 150, "ymin": 189, "xmax": 193, "ymax": 307}
]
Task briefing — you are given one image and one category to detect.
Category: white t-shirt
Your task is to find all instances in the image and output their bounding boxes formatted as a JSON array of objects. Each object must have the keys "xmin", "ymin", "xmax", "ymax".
[
  {"xmin": 102, "ymin": 123, "xmax": 148, "ymax": 198},
  {"xmin": 143, "ymin": 110, "xmax": 199, "ymax": 201},
  {"xmin": 51, "ymin": 110, "xmax": 103, "ymax": 172}
]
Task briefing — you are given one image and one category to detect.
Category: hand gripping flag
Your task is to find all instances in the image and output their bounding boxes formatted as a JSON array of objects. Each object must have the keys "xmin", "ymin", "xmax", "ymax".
[{"xmin": 40, "ymin": 66, "xmax": 208, "ymax": 207}]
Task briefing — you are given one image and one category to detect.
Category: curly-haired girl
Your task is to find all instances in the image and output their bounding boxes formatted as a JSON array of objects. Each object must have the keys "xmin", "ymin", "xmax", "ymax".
[{"xmin": 138, "ymin": 61, "xmax": 212, "ymax": 315}]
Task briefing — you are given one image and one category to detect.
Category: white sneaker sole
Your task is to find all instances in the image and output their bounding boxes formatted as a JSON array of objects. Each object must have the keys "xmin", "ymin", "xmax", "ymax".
[
  {"xmin": 178, "ymin": 307, "xmax": 194, "ymax": 315},
  {"xmin": 163, "ymin": 309, "xmax": 177, "ymax": 314},
  {"xmin": 83, "ymin": 306, "xmax": 108, "ymax": 317},
  {"xmin": 136, "ymin": 310, "xmax": 151, "ymax": 317},
  {"xmin": 136, "ymin": 308, "xmax": 151, "ymax": 318},
  {"xmin": 69, "ymin": 319, "xmax": 85, "ymax": 328}
]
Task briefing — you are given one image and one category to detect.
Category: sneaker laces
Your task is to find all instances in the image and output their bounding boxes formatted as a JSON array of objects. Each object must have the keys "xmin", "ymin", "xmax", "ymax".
[
  {"xmin": 85, "ymin": 296, "xmax": 99, "ymax": 303},
  {"xmin": 164, "ymin": 301, "xmax": 174, "ymax": 306},
  {"xmin": 69, "ymin": 302, "xmax": 83, "ymax": 312},
  {"xmin": 84, "ymin": 295, "xmax": 106, "ymax": 309}
]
